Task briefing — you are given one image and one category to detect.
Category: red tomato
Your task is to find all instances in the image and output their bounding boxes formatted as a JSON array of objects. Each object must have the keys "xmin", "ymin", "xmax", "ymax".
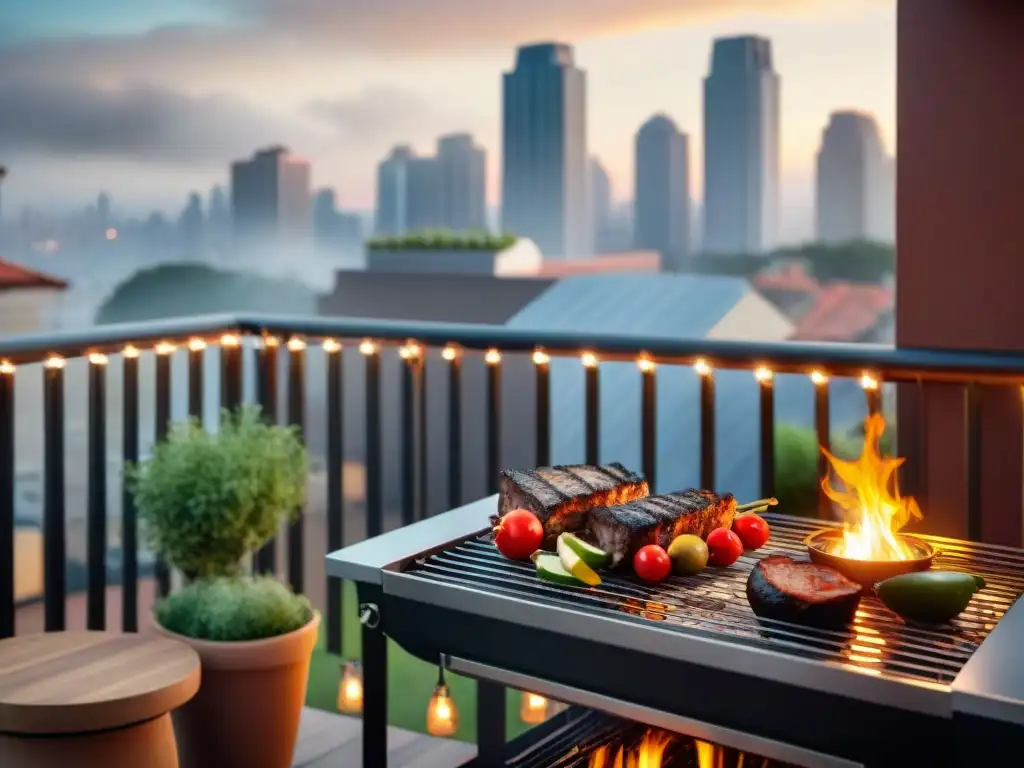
[
  {"xmin": 633, "ymin": 545, "xmax": 671, "ymax": 584},
  {"xmin": 732, "ymin": 514, "xmax": 771, "ymax": 551},
  {"xmin": 706, "ymin": 528, "xmax": 744, "ymax": 566},
  {"xmin": 493, "ymin": 508, "xmax": 544, "ymax": 560}
]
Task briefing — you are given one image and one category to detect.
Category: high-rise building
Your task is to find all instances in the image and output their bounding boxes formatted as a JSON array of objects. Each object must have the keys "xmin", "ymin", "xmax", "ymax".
[
  {"xmin": 230, "ymin": 146, "xmax": 312, "ymax": 257},
  {"xmin": 179, "ymin": 191, "xmax": 204, "ymax": 254},
  {"xmin": 315, "ymin": 188, "xmax": 363, "ymax": 256},
  {"xmin": 589, "ymin": 157, "xmax": 612, "ymax": 251},
  {"xmin": 375, "ymin": 145, "xmax": 443, "ymax": 235},
  {"xmin": 502, "ymin": 42, "xmax": 589, "ymax": 259},
  {"xmin": 815, "ymin": 111, "xmax": 894, "ymax": 244},
  {"xmin": 634, "ymin": 115, "xmax": 691, "ymax": 269},
  {"xmin": 702, "ymin": 35, "xmax": 780, "ymax": 255},
  {"xmin": 436, "ymin": 134, "xmax": 486, "ymax": 232}
]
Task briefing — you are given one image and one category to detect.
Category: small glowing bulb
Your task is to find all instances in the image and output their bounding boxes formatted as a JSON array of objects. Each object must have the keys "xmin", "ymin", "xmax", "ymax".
[
  {"xmin": 426, "ymin": 684, "xmax": 458, "ymax": 737},
  {"xmin": 337, "ymin": 661, "xmax": 363, "ymax": 714},
  {"xmin": 532, "ymin": 350, "xmax": 550, "ymax": 366},
  {"xmin": 44, "ymin": 355, "xmax": 65, "ymax": 369},
  {"xmin": 188, "ymin": 338, "xmax": 207, "ymax": 352},
  {"xmin": 637, "ymin": 357, "xmax": 655, "ymax": 373},
  {"xmin": 399, "ymin": 342, "xmax": 421, "ymax": 360},
  {"xmin": 442, "ymin": 345, "xmax": 458, "ymax": 361},
  {"xmin": 123, "ymin": 345, "xmax": 140, "ymax": 359},
  {"xmin": 155, "ymin": 342, "xmax": 176, "ymax": 356},
  {"xmin": 286, "ymin": 337, "xmax": 306, "ymax": 352},
  {"xmin": 0, "ymin": 360, "xmax": 15, "ymax": 375},
  {"xmin": 220, "ymin": 333, "xmax": 240, "ymax": 347},
  {"xmin": 581, "ymin": 352, "xmax": 598, "ymax": 368},
  {"xmin": 88, "ymin": 353, "xmax": 108, "ymax": 366},
  {"xmin": 484, "ymin": 349, "xmax": 501, "ymax": 365},
  {"xmin": 322, "ymin": 338, "xmax": 341, "ymax": 353},
  {"xmin": 810, "ymin": 370, "xmax": 828, "ymax": 386},
  {"xmin": 360, "ymin": 340, "xmax": 377, "ymax": 356},
  {"xmin": 263, "ymin": 336, "xmax": 280, "ymax": 348},
  {"xmin": 861, "ymin": 373, "xmax": 879, "ymax": 391},
  {"xmin": 694, "ymin": 359, "xmax": 711, "ymax": 376},
  {"xmin": 520, "ymin": 691, "xmax": 550, "ymax": 724},
  {"xmin": 755, "ymin": 366, "xmax": 773, "ymax": 382}
]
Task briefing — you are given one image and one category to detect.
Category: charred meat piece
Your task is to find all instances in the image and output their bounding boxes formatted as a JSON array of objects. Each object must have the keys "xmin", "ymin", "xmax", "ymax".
[
  {"xmin": 747, "ymin": 555, "xmax": 863, "ymax": 629},
  {"xmin": 497, "ymin": 463, "xmax": 649, "ymax": 539},
  {"xmin": 586, "ymin": 490, "xmax": 737, "ymax": 566}
]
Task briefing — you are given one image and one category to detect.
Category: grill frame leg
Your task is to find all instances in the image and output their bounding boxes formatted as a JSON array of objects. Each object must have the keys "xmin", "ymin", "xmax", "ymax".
[
  {"xmin": 358, "ymin": 585, "xmax": 388, "ymax": 768},
  {"xmin": 476, "ymin": 680, "xmax": 506, "ymax": 766}
]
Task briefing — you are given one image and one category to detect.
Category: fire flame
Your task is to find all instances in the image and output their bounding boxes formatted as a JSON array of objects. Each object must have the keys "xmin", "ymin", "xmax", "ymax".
[
  {"xmin": 821, "ymin": 413, "xmax": 922, "ymax": 560},
  {"xmin": 588, "ymin": 730, "xmax": 674, "ymax": 768}
]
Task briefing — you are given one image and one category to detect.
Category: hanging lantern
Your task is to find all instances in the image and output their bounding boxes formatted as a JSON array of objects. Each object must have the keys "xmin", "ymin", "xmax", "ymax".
[
  {"xmin": 426, "ymin": 668, "xmax": 459, "ymax": 737},
  {"xmin": 520, "ymin": 691, "xmax": 550, "ymax": 724},
  {"xmin": 337, "ymin": 660, "xmax": 363, "ymax": 714}
]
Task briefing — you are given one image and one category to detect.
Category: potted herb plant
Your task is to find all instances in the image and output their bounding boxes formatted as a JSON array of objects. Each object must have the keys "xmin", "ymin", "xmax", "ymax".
[{"xmin": 129, "ymin": 405, "xmax": 316, "ymax": 768}]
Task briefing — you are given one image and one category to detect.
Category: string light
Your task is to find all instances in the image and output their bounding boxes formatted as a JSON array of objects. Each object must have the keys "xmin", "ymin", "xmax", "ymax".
[
  {"xmin": 287, "ymin": 337, "xmax": 307, "ymax": 352},
  {"xmin": 123, "ymin": 346, "xmax": 140, "ymax": 359},
  {"xmin": 519, "ymin": 691, "xmax": 550, "ymax": 725},
  {"xmin": 263, "ymin": 336, "xmax": 280, "ymax": 348},
  {"xmin": 484, "ymin": 349, "xmax": 501, "ymax": 365},
  {"xmin": 188, "ymin": 338, "xmax": 207, "ymax": 351},
  {"xmin": 322, "ymin": 338, "xmax": 341, "ymax": 353},
  {"xmin": 399, "ymin": 342, "xmax": 421, "ymax": 360},
  {"xmin": 441, "ymin": 345, "xmax": 458, "ymax": 361},
  {"xmin": 359, "ymin": 340, "xmax": 377, "ymax": 356},
  {"xmin": 637, "ymin": 357, "xmax": 655, "ymax": 373},
  {"xmin": 88, "ymin": 353, "xmax": 108, "ymax": 366},
  {"xmin": 810, "ymin": 370, "xmax": 829, "ymax": 386},
  {"xmin": 220, "ymin": 333, "xmax": 240, "ymax": 347},
  {"xmin": 581, "ymin": 352, "xmax": 598, "ymax": 368},
  {"xmin": 532, "ymin": 350, "xmax": 550, "ymax": 366},
  {"xmin": 754, "ymin": 366, "xmax": 773, "ymax": 383},
  {"xmin": 336, "ymin": 660, "xmax": 363, "ymax": 714},
  {"xmin": 426, "ymin": 668, "xmax": 458, "ymax": 737},
  {"xmin": 694, "ymin": 359, "xmax": 711, "ymax": 376},
  {"xmin": 155, "ymin": 342, "xmax": 176, "ymax": 356},
  {"xmin": 0, "ymin": 361, "xmax": 14, "ymax": 375},
  {"xmin": 43, "ymin": 355, "xmax": 65, "ymax": 370},
  {"xmin": 861, "ymin": 373, "xmax": 879, "ymax": 391}
]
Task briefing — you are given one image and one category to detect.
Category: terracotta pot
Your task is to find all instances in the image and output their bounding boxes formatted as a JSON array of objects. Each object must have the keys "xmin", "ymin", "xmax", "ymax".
[{"xmin": 153, "ymin": 612, "xmax": 320, "ymax": 768}]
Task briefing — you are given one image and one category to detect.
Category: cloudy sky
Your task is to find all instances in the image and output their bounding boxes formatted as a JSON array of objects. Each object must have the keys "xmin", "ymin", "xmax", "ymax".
[{"xmin": 0, "ymin": 0, "xmax": 894, "ymax": 241}]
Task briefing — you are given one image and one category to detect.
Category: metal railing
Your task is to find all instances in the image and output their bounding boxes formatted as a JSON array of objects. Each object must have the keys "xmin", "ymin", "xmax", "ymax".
[{"xmin": 0, "ymin": 311, "xmax": 1022, "ymax": 655}]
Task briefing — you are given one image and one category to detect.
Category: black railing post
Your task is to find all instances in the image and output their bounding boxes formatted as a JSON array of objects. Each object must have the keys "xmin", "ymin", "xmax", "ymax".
[
  {"xmin": 43, "ymin": 356, "xmax": 66, "ymax": 632},
  {"xmin": 286, "ymin": 338, "xmax": 306, "ymax": 594},
  {"xmin": 122, "ymin": 348, "xmax": 140, "ymax": 632},
  {"xmin": 400, "ymin": 348, "xmax": 417, "ymax": 527},
  {"xmin": 758, "ymin": 367, "xmax": 776, "ymax": 500},
  {"xmin": 698, "ymin": 361, "xmax": 715, "ymax": 491},
  {"xmin": 86, "ymin": 353, "xmax": 108, "ymax": 630},
  {"xmin": 486, "ymin": 350, "xmax": 502, "ymax": 496},
  {"xmin": 364, "ymin": 342, "xmax": 383, "ymax": 537},
  {"xmin": 416, "ymin": 348, "xmax": 428, "ymax": 520},
  {"xmin": 640, "ymin": 358, "xmax": 657, "ymax": 490},
  {"xmin": 220, "ymin": 334, "xmax": 242, "ymax": 411},
  {"xmin": 0, "ymin": 361, "xmax": 14, "ymax": 639},
  {"xmin": 325, "ymin": 339, "xmax": 344, "ymax": 657},
  {"xmin": 534, "ymin": 351, "xmax": 550, "ymax": 467},
  {"xmin": 446, "ymin": 346, "xmax": 463, "ymax": 510},
  {"xmin": 965, "ymin": 383, "xmax": 982, "ymax": 541},
  {"xmin": 255, "ymin": 337, "xmax": 279, "ymax": 575},
  {"xmin": 584, "ymin": 354, "xmax": 600, "ymax": 466},
  {"xmin": 814, "ymin": 372, "xmax": 831, "ymax": 519},
  {"xmin": 188, "ymin": 339, "xmax": 205, "ymax": 422},
  {"xmin": 154, "ymin": 344, "xmax": 173, "ymax": 598}
]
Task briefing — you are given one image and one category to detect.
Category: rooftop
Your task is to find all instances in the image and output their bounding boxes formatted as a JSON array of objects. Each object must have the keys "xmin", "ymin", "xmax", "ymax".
[{"xmin": 0, "ymin": 258, "xmax": 68, "ymax": 290}]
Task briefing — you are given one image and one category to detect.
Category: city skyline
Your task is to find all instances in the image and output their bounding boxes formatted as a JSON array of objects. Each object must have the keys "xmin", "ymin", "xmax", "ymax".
[{"xmin": 0, "ymin": 1, "xmax": 895, "ymax": 243}]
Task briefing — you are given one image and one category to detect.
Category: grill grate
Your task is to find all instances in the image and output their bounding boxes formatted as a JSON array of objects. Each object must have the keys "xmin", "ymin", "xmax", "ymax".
[
  {"xmin": 471, "ymin": 708, "xmax": 800, "ymax": 767},
  {"xmin": 406, "ymin": 514, "xmax": 1024, "ymax": 687}
]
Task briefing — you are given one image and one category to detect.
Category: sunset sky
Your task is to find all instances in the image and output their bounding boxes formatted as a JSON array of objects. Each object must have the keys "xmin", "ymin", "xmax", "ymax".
[{"xmin": 0, "ymin": 0, "xmax": 895, "ymax": 242}]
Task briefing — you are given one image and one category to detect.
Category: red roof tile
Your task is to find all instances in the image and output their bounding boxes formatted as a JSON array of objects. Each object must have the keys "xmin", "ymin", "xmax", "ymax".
[
  {"xmin": 0, "ymin": 258, "xmax": 68, "ymax": 290},
  {"xmin": 753, "ymin": 263, "xmax": 822, "ymax": 294},
  {"xmin": 791, "ymin": 283, "xmax": 893, "ymax": 341}
]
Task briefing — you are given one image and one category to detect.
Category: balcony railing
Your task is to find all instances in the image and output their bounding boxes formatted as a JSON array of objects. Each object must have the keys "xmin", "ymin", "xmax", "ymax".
[{"xmin": 1, "ymin": 311, "xmax": 1021, "ymax": 656}]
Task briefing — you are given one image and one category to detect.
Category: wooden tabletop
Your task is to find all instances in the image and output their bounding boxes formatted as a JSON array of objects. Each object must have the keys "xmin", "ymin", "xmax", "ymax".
[{"xmin": 0, "ymin": 631, "xmax": 201, "ymax": 735}]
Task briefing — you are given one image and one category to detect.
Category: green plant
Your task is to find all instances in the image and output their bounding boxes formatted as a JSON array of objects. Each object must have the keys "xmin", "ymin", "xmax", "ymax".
[
  {"xmin": 157, "ymin": 576, "xmax": 314, "ymax": 642},
  {"xmin": 128, "ymin": 405, "xmax": 307, "ymax": 581}
]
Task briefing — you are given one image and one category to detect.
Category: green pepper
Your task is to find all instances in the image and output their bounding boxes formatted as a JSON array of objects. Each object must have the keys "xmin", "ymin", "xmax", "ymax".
[{"xmin": 875, "ymin": 571, "xmax": 985, "ymax": 624}]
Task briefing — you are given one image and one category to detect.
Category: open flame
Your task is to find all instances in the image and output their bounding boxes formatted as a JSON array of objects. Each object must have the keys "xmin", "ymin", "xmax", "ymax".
[
  {"xmin": 821, "ymin": 413, "xmax": 922, "ymax": 561},
  {"xmin": 588, "ymin": 730, "xmax": 674, "ymax": 768}
]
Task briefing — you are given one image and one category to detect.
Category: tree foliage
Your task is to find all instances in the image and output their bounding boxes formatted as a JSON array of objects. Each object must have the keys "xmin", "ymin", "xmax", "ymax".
[{"xmin": 366, "ymin": 229, "xmax": 517, "ymax": 252}]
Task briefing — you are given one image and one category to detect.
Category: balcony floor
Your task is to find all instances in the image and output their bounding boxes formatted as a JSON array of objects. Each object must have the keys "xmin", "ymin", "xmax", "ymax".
[{"xmin": 14, "ymin": 580, "xmax": 477, "ymax": 768}]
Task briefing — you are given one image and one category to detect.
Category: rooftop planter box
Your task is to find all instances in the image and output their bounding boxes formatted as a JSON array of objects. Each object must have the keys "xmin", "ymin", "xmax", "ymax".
[{"xmin": 365, "ymin": 232, "xmax": 542, "ymax": 276}]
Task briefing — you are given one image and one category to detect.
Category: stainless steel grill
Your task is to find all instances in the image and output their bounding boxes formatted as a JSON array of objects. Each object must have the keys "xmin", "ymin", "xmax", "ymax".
[{"xmin": 406, "ymin": 513, "xmax": 1024, "ymax": 688}]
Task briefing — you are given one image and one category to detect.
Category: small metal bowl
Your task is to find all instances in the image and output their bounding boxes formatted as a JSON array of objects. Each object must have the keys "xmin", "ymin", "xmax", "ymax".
[{"xmin": 805, "ymin": 529, "xmax": 938, "ymax": 586}]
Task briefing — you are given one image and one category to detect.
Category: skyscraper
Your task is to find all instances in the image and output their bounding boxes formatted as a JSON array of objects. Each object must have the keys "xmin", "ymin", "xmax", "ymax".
[
  {"xmin": 702, "ymin": 35, "xmax": 780, "ymax": 255},
  {"xmin": 815, "ymin": 111, "xmax": 894, "ymax": 244},
  {"xmin": 589, "ymin": 157, "xmax": 612, "ymax": 250},
  {"xmin": 502, "ymin": 42, "xmax": 589, "ymax": 259},
  {"xmin": 230, "ymin": 146, "xmax": 312, "ymax": 258},
  {"xmin": 634, "ymin": 115, "xmax": 691, "ymax": 269},
  {"xmin": 375, "ymin": 145, "xmax": 442, "ymax": 235},
  {"xmin": 179, "ymin": 191, "xmax": 204, "ymax": 255},
  {"xmin": 437, "ymin": 134, "xmax": 487, "ymax": 232}
]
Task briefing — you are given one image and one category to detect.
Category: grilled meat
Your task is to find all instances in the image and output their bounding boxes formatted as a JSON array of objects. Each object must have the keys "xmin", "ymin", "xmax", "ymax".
[
  {"xmin": 586, "ymin": 490, "xmax": 737, "ymax": 566},
  {"xmin": 497, "ymin": 463, "xmax": 649, "ymax": 539},
  {"xmin": 747, "ymin": 556, "xmax": 862, "ymax": 629}
]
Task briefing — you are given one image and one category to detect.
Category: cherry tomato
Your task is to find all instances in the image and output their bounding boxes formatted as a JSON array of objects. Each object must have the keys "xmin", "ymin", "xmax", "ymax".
[
  {"xmin": 732, "ymin": 514, "xmax": 771, "ymax": 551},
  {"xmin": 493, "ymin": 508, "xmax": 544, "ymax": 560},
  {"xmin": 633, "ymin": 545, "xmax": 671, "ymax": 584},
  {"xmin": 706, "ymin": 528, "xmax": 744, "ymax": 566}
]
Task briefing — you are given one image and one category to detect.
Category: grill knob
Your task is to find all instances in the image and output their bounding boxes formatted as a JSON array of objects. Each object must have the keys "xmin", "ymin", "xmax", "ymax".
[{"xmin": 359, "ymin": 602, "xmax": 381, "ymax": 629}]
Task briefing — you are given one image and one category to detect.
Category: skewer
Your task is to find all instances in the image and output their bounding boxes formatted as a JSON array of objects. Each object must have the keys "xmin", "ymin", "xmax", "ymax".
[{"xmin": 737, "ymin": 497, "xmax": 778, "ymax": 513}]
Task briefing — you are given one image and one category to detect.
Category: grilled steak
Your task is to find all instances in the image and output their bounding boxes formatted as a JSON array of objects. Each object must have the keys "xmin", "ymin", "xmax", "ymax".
[
  {"xmin": 586, "ymin": 489, "xmax": 737, "ymax": 566},
  {"xmin": 497, "ymin": 463, "xmax": 649, "ymax": 540}
]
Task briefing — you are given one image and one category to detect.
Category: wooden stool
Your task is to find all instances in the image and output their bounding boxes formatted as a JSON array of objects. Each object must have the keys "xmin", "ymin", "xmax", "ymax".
[{"xmin": 0, "ymin": 631, "xmax": 201, "ymax": 768}]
